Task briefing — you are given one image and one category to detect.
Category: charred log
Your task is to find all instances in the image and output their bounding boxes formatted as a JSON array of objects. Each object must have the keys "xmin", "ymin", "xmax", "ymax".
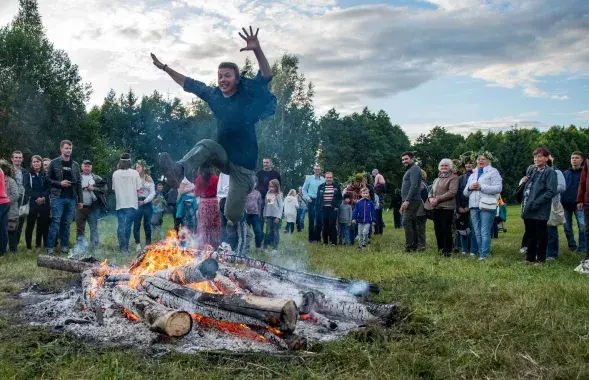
[
  {"xmin": 149, "ymin": 258, "xmax": 219, "ymax": 283},
  {"xmin": 302, "ymin": 291, "xmax": 395, "ymax": 325},
  {"xmin": 37, "ymin": 255, "xmax": 96, "ymax": 273},
  {"xmin": 111, "ymin": 285, "xmax": 193, "ymax": 337}
]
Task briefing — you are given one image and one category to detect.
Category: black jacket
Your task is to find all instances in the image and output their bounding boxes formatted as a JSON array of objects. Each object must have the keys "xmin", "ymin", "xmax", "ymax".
[
  {"xmin": 24, "ymin": 170, "xmax": 50, "ymax": 211},
  {"xmin": 46, "ymin": 157, "xmax": 83, "ymax": 202},
  {"xmin": 521, "ymin": 166, "xmax": 557, "ymax": 221},
  {"xmin": 315, "ymin": 182, "xmax": 343, "ymax": 212},
  {"xmin": 456, "ymin": 171, "xmax": 473, "ymax": 210}
]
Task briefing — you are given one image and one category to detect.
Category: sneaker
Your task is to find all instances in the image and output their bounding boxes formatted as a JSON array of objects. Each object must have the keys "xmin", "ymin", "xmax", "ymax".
[
  {"xmin": 478, "ymin": 257, "xmax": 486, "ymax": 261},
  {"xmin": 159, "ymin": 152, "xmax": 182, "ymax": 189},
  {"xmin": 461, "ymin": 251, "xmax": 467, "ymax": 256},
  {"xmin": 136, "ymin": 243, "xmax": 142, "ymax": 253},
  {"xmin": 519, "ymin": 247, "xmax": 527, "ymax": 254},
  {"xmin": 470, "ymin": 252, "xmax": 476, "ymax": 257},
  {"xmin": 546, "ymin": 257, "xmax": 556, "ymax": 261}
]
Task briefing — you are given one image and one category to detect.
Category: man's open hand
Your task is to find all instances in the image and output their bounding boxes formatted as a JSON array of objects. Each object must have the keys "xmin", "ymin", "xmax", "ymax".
[
  {"xmin": 151, "ymin": 53, "xmax": 165, "ymax": 70},
  {"xmin": 239, "ymin": 26, "xmax": 260, "ymax": 52}
]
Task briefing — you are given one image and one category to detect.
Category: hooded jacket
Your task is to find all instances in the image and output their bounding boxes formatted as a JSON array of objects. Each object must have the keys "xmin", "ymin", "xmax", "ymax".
[
  {"xmin": 352, "ymin": 198, "xmax": 376, "ymax": 224},
  {"xmin": 562, "ymin": 166, "xmax": 583, "ymax": 208}
]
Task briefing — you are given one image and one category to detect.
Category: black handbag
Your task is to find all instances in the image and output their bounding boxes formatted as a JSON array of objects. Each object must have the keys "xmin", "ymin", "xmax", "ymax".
[{"xmin": 514, "ymin": 182, "xmax": 525, "ymax": 204}]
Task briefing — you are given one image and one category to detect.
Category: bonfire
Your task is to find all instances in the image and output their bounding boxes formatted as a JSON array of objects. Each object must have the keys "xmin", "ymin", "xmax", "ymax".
[{"xmin": 33, "ymin": 230, "xmax": 396, "ymax": 352}]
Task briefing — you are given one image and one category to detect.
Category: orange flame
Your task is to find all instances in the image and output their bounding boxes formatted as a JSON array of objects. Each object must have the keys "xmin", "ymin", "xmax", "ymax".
[
  {"xmin": 190, "ymin": 313, "xmax": 266, "ymax": 342},
  {"xmin": 122, "ymin": 308, "xmax": 140, "ymax": 322},
  {"xmin": 265, "ymin": 326, "xmax": 282, "ymax": 336},
  {"xmin": 185, "ymin": 281, "xmax": 222, "ymax": 294},
  {"xmin": 299, "ymin": 313, "xmax": 312, "ymax": 321}
]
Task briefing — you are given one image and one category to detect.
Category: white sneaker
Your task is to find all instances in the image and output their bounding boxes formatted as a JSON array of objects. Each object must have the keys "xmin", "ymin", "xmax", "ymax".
[
  {"xmin": 519, "ymin": 247, "xmax": 527, "ymax": 254},
  {"xmin": 136, "ymin": 243, "xmax": 142, "ymax": 253}
]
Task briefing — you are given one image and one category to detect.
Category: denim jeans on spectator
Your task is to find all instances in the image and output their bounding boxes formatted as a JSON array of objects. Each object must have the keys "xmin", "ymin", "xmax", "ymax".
[
  {"xmin": 564, "ymin": 208, "xmax": 586, "ymax": 252},
  {"xmin": 134, "ymin": 202, "xmax": 153, "ymax": 246},
  {"xmin": 246, "ymin": 214, "xmax": 263, "ymax": 248},
  {"xmin": 117, "ymin": 208, "xmax": 135, "ymax": 252},
  {"xmin": 263, "ymin": 216, "xmax": 280, "ymax": 249},
  {"xmin": 296, "ymin": 207, "xmax": 307, "ymax": 232},
  {"xmin": 47, "ymin": 198, "xmax": 76, "ymax": 253},
  {"xmin": 459, "ymin": 233, "xmax": 470, "ymax": 253},
  {"xmin": 339, "ymin": 222, "xmax": 350, "ymax": 245},
  {"xmin": 470, "ymin": 208, "xmax": 495, "ymax": 259},
  {"xmin": 546, "ymin": 225, "xmax": 560, "ymax": 259}
]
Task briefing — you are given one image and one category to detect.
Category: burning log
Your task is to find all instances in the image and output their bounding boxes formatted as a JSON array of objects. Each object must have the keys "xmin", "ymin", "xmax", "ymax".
[
  {"xmin": 37, "ymin": 254, "xmax": 96, "ymax": 273},
  {"xmin": 149, "ymin": 258, "xmax": 219, "ymax": 283},
  {"xmin": 302, "ymin": 292, "xmax": 395, "ymax": 325},
  {"xmin": 111, "ymin": 285, "xmax": 193, "ymax": 337},
  {"xmin": 213, "ymin": 274, "xmax": 245, "ymax": 295},
  {"xmin": 215, "ymin": 253, "xmax": 380, "ymax": 295},
  {"xmin": 308, "ymin": 311, "xmax": 338, "ymax": 331},
  {"xmin": 142, "ymin": 276, "xmax": 298, "ymax": 332},
  {"xmin": 103, "ymin": 273, "xmax": 132, "ymax": 283},
  {"xmin": 251, "ymin": 328, "xmax": 308, "ymax": 351}
]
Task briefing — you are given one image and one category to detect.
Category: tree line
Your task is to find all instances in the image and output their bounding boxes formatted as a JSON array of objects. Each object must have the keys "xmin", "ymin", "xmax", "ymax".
[{"xmin": 1, "ymin": 0, "xmax": 587, "ymax": 202}]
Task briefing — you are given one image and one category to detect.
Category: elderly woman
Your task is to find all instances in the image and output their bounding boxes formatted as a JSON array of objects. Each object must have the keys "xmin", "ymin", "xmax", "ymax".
[
  {"xmin": 463, "ymin": 152, "xmax": 503, "ymax": 261},
  {"xmin": 428, "ymin": 159, "xmax": 459, "ymax": 256},
  {"xmin": 521, "ymin": 148, "xmax": 558, "ymax": 264}
]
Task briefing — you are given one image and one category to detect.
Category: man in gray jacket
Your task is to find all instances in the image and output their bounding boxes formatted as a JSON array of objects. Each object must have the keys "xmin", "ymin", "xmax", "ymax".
[{"xmin": 400, "ymin": 151, "xmax": 423, "ymax": 252}]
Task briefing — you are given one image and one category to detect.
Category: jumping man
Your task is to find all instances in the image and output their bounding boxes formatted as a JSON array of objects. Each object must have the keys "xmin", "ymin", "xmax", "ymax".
[{"xmin": 152, "ymin": 26, "xmax": 277, "ymax": 225}]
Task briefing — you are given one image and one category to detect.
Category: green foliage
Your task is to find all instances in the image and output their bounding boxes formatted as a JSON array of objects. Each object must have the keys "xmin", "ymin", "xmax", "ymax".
[{"xmin": 413, "ymin": 126, "xmax": 465, "ymax": 178}]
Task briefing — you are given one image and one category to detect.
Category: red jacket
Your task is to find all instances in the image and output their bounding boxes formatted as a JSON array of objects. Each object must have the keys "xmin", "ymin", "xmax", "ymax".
[{"xmin": 577, "ymin": 164, "xmax": 589, "ymax": 205}]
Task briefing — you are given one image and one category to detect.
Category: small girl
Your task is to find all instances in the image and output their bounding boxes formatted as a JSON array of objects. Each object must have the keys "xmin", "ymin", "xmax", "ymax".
[
  {"xmin": 283, "ymin": 189, "xmax": 299, "ymax": 234},
  {"xmin": 263, "ymin": 179, "xmax": 284, "ymax": 249}
]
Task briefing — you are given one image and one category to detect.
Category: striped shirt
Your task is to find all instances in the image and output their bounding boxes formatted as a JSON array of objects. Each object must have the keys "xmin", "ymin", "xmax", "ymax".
[{"xmin": 323, "ymin": 184, "xmax": 334, "ymax": 206}]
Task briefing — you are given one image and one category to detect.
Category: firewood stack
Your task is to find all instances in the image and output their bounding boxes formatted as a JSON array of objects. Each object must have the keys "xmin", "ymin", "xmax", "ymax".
[{"xmin": 37, "ymin": 242, "xmax": 395, "ymax": 351}]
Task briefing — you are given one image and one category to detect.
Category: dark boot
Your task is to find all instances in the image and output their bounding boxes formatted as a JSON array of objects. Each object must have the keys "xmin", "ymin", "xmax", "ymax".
[{"xmin": 159, "ymin": 152, "xmax": 183, "ymax": 188}]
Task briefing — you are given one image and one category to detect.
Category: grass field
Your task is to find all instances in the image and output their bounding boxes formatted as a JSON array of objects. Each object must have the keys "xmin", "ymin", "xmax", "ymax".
[{"xmin": 1, "ymin": 205, "xmax": 589, "ymax": 379}]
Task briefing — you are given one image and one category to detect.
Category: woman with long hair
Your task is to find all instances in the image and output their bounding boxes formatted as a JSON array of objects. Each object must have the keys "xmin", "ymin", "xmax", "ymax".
[
  {"xmin": 24, "ymin": 155, "xmax": 50, "ymax": 251},
  {"xmin": 194, "ymin": 165, "xmax": 221, "ymax": 248},
  {"xmin": 133, "ymin": 160, "xmax": 155, "ymax": 252},
  {"xmin": 263, "ymin": 179, "xmax": 284, "ymax": 249}
]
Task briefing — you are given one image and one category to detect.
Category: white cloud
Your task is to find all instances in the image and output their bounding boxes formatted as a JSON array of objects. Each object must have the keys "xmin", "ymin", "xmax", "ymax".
[
  {"xmin": 2, "ymin": 0, "xmax": 587, "ymax": 113},
  {"xmin": 579, "ymin": 110, "xmax": 589, "ymax": 121}
]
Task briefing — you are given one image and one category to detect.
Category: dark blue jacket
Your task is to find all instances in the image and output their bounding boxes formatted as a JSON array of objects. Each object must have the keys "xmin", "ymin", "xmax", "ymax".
[
  {"xmin": 24, "ymin": 170, "xmax": 50, "ymax": 211},
  {"xmin": 562, "ymin": 167, "xmax": 583, "ymax": 209},
  {"xmin": 352, "ymin": 198, "xmax": 376, "ymax": 224}
]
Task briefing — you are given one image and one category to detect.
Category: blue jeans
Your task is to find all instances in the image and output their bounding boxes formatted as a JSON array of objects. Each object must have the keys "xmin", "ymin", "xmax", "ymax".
[
  {"xmin": 339, "ymin": 222, "xmax": 350, "ymax": 245},
  {"xmin": 459, "ymin": 233, "xmax": 470, "ymax": 253},
  {"xmin": 263, "ymin": 217, "xmax": 280, "ymax": 249},
  {"xmin": 47, "ymin": 198, "xmax": 76, "ymax": 252},
  {"xmin": 117, "ymin": 208, "xmax": 136, "ymax": 252},
  {"xmin": 297, "ymin": 207, "xmax": 307, "ymax": 231},
  {"xmin": 564, "ymin": 208, "xmax": 586, "ymax": 252},
  {"xmin": 470, "ymin": 208, "xmax": 495, "ymax": 258},
  {"xmin": 246, "ymin": 214, "xmax": 263, "ymax": 248},
  {"xmin": 547, "ymin": 226, "xmax": 559, "ymax": 258},
  {"xmin": 134, "ymin": 203, "xmax": 153, "ymax": 245}
]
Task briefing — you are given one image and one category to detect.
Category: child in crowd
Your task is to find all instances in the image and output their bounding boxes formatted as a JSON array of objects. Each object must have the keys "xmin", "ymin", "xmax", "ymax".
[
  {"xmin": 338, "ymin": 193, "xmax": 352, "ymax": 245},
  {"xmin": 176, "ymin": 177, "xmax": 198, "ymax": 234},
  {"xmin": 151, "ymin": 183, "xmax": 166, "ymax": 241},
  {"xmin": 352, "ymin": 188, "xmax": 376, "ymax": 249},
  {"xmin": 245, "ymin": 184, "xmax": 264, "ymax": 249},
  {"xmin": 283, "ymin": 189, "xmax": 299, "ymax": 234},
  {"xmin": 263, "ymin": 179, "xmax": 283, "ymax": 249}
]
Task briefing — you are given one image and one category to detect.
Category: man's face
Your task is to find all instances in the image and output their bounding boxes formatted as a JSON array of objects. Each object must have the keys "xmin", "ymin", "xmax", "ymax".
[
  {"xmin": 263, "ymin": 159, "xmax": 272, "ymax": 171},
  {"xmin": 402, "ymin": 155, "xmax": 413, "ymax": 167},
  {"xmin": 218, "ymin": 68, "xmax": 238, "ymax": 95},
  {"xmin": 31, "ymin": 158, "xmax": 41, "ymax": 171},
  {"xmin": 313, "ymin": 166, "xmax": 321, "ymax": 176},
  {"xmin": 82, "ymin": 163, "xmax": 92, "ymax": 175},
  {"xmin": 61, "ymin": 144, "xmax": 72, "ymax": 158},
  {"xmin": 325, "ymin": 173, "xmax": 333, "ymax": 184},
  {"xmin": 157, "ymin": 184, "xmax": 164, "ymax": 193},
  {"xmin": 12, "ymin": 153, "xmax": 22, "ymax": 167},
  {"xmin": 43, "ymin": 160, "xmax": 50, "ymax": 171},
  {"xmin": 571, "ymin": 154, "xmax": 583, "ymax": 168}
]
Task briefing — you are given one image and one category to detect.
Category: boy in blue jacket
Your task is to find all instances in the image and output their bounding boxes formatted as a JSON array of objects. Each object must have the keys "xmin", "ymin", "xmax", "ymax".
[{"xmin": 352, "ymin": 188, "xmax": 376, "ymax": 249}]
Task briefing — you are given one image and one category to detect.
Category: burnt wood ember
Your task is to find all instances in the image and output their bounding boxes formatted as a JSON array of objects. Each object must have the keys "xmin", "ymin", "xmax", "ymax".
[
  {"xmin": 215, "ymin": 253, "xmax": 380, "ymax": 295},
  {"xmin": 213, "ymin": 274, "xmax": 246, "ymax": 295},
  {"xmin": 37, "ymin": 254, "xmax": 97, "ymax": 273},
  {"xmin": 302, "ymin": 291, "xmax": 395, "ymax": 325},
  {"xmin": 112, "ymin": 285, "xmax": 193, "ymax": 337},
  {"xmin": 149, "ymin": 258, "xmax": 219, "ymax": 283},
  {"xmin": 250, "ymin": 328, "xmax": 308, "ymax": 351},
  {"xmin": 308, "ymin": 311, "xmax": 338, "ymax": 331},
  {"xmin": 141, "ymin": 276, "xmax": 298, "ymax": 332}
]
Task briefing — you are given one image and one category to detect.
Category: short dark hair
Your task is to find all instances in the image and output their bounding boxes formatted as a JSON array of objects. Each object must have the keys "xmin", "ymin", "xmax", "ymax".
[
  {"xmin": 60, "ymin": 140, "xmax": 72, "ymax": 148},
  {"xmin": 118, "ymin": 159, "xmax": 131, "ymax": 170},
  {"xmin": 572, "ymin": 151, "xmax": 585, "ymax": 159},
  {"xmin": 0, "ymin": 160, "xmax": 14, "ymax": 177},
  {"xmin": 533, "ymin": 147, "xmax": 551, "ymax": 157},
  {"xmin": 31, "ymin": 155, "xmax": 42, "ymax": 164},
  {"xmin": 218, "ymin": 62, "xmax": 240, "ymax": 82},
  {"xmin": 401, "ymin": 151, "xmax": 414, "ymax": 159},
  {"xmin": 11, "ymin": 151, "xmax": 22, "ymax": 157}
]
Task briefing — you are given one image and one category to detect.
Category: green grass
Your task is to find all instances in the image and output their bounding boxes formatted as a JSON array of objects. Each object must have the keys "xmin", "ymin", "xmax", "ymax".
[{"xmin": 1, "ymin": 206, "xmax": 589, "ymax": 379}]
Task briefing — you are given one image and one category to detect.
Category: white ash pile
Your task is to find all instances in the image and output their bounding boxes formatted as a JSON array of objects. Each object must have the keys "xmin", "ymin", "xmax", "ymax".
[{"xmin": 20, "ymin": 236, "xmax": 396, "ymax": 354}]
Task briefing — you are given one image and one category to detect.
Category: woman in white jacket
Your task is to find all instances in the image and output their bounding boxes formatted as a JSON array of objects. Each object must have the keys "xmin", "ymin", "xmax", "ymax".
[{"xmin": 463, "ymin": 152, "xmax": 503, "ymax": 260}]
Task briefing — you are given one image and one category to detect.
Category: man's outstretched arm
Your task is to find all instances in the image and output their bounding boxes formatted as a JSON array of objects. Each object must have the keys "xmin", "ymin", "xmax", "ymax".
[
  {"xmin": 151, "ymin": 53, "xmax": 186, "ymax": 87},
  {"xmin": 239, "ymin": 27, "xmax": 272, "ymax": 79}
]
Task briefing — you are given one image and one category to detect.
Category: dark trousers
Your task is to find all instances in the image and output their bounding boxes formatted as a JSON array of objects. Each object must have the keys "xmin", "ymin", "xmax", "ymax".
[
  {"xmin": 393, "ymin": 209, "xmax": 402, "ymax": 229},
  {"xmin": 307, "ymin": 199, "xmax": 319, "ymax": 242},
  {"xmin": 25, "ymin": 208, "xmax": 50, "ymax": 249},
  {"xmin": 433, "ymin": 209, "xmax": 454, "ymax": 254},
  {"xmin": 133, "ymin": 202, "xmax": 153, "ymax": 245},
  {"xmin": 263, "ymin": 217, "xmax": 280, "ymax": 249},
  {"xmin": 220, "ymin": 197, "xmax": 228, "ymax": 243},
  {"xmin": 285, "ymin": 222, "xmax": 295, "ymax": 233},
  {"xmin": 403, "ymin": 201, "xmax": 421, "ymax": 250},
  {"xmin": 15, "ymin": 215, "xmax": 25, "ymax": 250},
  {"xmin": 319, "ymin": 206, "xmax": 338, "ymax": 244},
  {"xmin": 584, "ymin": 207, "xmax": 589, "ymax": 260},
  {"xmin": 0, "ymin": 203, "xmax": 8, "ymax": 255},
  {"xmin": 375, "ymin": 209, "xmax": 384, "ymax": 235},
  {"xmin": 246, "ymin": 214, "xmax": 263, "ymax": 248},
  {"xmin": 117, "ymin": 208, "xmax": 135, "ymax": 252},
  {"xmin": 524, "ymin": 218, "xmax": 548, "ymax": 262}
]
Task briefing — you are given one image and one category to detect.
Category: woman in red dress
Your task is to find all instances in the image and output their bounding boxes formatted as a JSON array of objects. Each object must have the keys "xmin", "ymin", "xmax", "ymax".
[{"xmin": 194, "ymin": 165, "xmax": 221, "ymax": 248}]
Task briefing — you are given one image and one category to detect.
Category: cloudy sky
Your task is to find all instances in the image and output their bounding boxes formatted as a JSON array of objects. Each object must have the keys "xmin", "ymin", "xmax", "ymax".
[{"xmin": 1, "ymin": 0, "xmax": 588, "ymax": 138}]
